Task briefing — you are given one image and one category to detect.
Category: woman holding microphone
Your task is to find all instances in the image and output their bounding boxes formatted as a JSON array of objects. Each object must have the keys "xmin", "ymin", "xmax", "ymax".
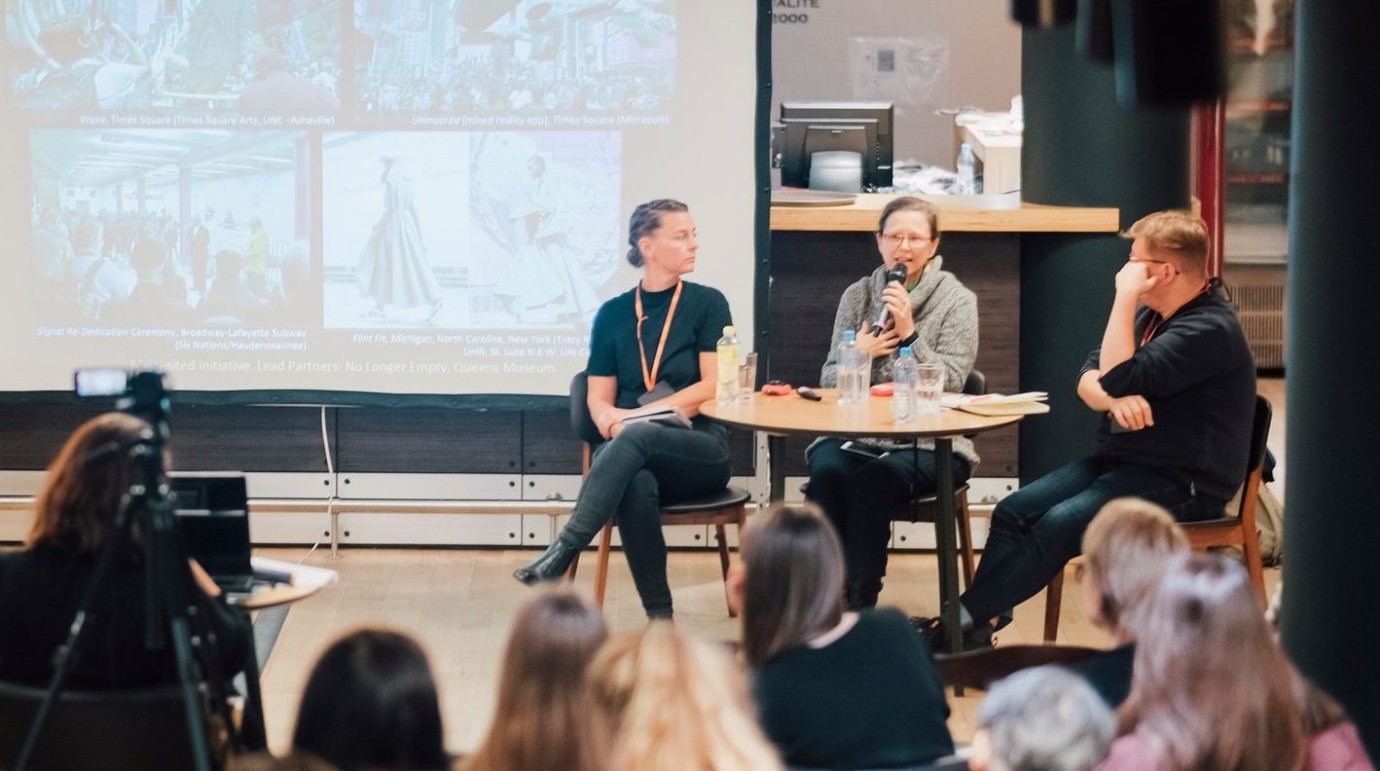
[{"xmin": 805, "ymin": 196, "xmax": 979, "ymax": 610}]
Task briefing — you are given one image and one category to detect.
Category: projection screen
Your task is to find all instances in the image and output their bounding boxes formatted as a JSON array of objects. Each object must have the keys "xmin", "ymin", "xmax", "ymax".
[{"xmin": 1, "ymin": 0, "xmax": 760, "ymax": 398}]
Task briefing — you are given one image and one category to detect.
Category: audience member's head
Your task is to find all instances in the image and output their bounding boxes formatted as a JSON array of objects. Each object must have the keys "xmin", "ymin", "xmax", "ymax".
[
  {"xmin": 1122, "ymin": 209, "xmax": 1209, "ymax": 279},
  {"xmin": 1122, "ymin": 553, "xmax": 1306, "ymax": 771},
  {"xmin": 228, "ymin": 752, "xmax": 337, "ymax": 771},
  {"xmin": 1079, "ymin": 498, "xmax": 1188, "ymax": 641},
  {"xmin": 969, "ymin": 666, "xmax": 1114, "ymax": 771},
  {"xmin": 463, "ymin": 589, "xmax": 608, "ymax": 771},
  {"xmin": 731, "ymin": 503, "xmax": 844, "ymax": 666},
  {"xmin": 292, "ymin": 628, "xmax": 449, "ymax": 771},
  {"xmin": 587, "ymin": 623, "xmax": 783, "ymax": 771},
  {"xmin": 28, "ymin": 412, "xmax": 150, "ymax": 556},
  {"xmin": 130, "ymin": 237, "xmax": 168, "ymax": 281},
  {"xmin": 213, "ymin": 249, "xmax": 246, "ymax": 284}
]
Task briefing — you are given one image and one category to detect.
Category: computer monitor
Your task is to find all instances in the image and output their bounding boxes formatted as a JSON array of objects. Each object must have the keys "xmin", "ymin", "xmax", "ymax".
[
  {"xmin": 779, "ymin": 101, "xmax": 894, "ymax": 191},
  {"xmin": 170, "ymin": 473, "xmax": 252, "ymax": 587}
]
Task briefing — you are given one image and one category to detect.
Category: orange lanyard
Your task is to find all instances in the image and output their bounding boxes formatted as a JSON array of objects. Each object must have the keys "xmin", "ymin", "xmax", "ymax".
[
  {"xmin": 634, "ymin": 281, "xmax": 683, "ymax": 392},
  {"xmin": 1141, "ymin": 282, "xmax": 1212, "ymax": 346}
]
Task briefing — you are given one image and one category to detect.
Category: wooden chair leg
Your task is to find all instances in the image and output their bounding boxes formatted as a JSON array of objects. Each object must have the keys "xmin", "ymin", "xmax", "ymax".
[
  {"xmin": 715, "ymin": 521, "xmax": 737, "ymax": 618},
  {"xmin": 593, "ymin": 522, "xmax": 613, "ymax": 609},
  {"xmin": 565, "ymin": 550, "xmax": 581, "ymax": 581},
  {"xmin": 957, "ymin": 491, "xmax": 976, "ymax": 590},
  {"xmin": 1044, "ymin": 566, "xmax": 1065, "ymax": 643},
  {"xmin": 1238, "ymin": 470, "xmax": 1269, "ymax": 608}
]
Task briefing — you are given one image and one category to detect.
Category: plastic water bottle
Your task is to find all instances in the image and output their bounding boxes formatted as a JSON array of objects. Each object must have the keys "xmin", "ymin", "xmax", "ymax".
[
  {"xmin": 892, "ymin": 346, "xmax": 919, "ymax": 423},
  {"xmin": 837, "ymin": 330, "xmax": 860, "ymax": 405},
  {"xmin": 956, "ymin": 142, "xmax": 977, "ymax": 195},
  {"xmin": 716, "ymin": 325, "xmax": 740, "ymax": 406}
]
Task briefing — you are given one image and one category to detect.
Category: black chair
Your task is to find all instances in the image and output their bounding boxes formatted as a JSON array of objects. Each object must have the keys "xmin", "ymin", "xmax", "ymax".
[
  {"xmin": 1042, "ymin": 394, "xmax": 1273, "ymax": 641},
  {"xmin": 563, "ymin": 371, "xmax": 751, "ymax": 616},
  {"xmin": 890, "ymin": 369, "xmax": 987, "ymax": 589},
  {"xmin": 0, "ymin": 680, "xmax": 211, "ymax": 770},
  {"xmin": 936, "ymin": 644, "xmax": 1101, "ymax": 693}
]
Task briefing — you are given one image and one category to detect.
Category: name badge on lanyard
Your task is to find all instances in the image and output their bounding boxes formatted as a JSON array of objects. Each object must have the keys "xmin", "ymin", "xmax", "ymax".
[{"xmin": 635, "ymin": 282, "xmax": 683, "ymax": 403}]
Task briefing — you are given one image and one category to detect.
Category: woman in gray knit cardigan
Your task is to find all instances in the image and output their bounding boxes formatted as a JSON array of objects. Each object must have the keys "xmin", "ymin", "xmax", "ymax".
[{"xmin": 805, "ymin": 196, "xmax": 979, "ymax": 609}]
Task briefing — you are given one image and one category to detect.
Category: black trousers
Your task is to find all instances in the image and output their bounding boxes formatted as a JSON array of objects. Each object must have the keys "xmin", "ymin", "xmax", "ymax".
[{"xmin": 806, "ymin": 439, "xmax": 972, "ymax": 592}]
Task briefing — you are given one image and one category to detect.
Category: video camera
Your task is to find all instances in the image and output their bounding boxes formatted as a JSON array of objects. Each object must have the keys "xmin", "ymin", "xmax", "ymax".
[{"xmin": 74, "ymin": 367, "xmax": 171, "ymax": 433}]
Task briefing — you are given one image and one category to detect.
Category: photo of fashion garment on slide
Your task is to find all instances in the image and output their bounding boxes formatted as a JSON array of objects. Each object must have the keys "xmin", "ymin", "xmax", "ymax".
[
  {"xmin": 804, "ymin": 195, "xmax": 979, "ymax": 610},
  {"xmin": 513, "ymin": 198, "xmax": 733, "ymax": 620}
]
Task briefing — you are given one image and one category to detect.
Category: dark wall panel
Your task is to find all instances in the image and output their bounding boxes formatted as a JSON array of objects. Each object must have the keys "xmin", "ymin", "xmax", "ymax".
[
  {"xmin": 173, "ymin": 405, "xmax": 333, "ymax": 472},
  {"xmin": 336, "ymin": 409, "xmax": 522, "ymax": 474},
  {"xmin": 0, "ymin": 402, "xmax": 106, "ymax": 470}
]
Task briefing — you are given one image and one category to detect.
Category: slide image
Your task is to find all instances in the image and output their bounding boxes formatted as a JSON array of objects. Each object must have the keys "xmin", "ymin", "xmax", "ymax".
[
  {"xmin": 8, "ymin": 0, "xmax": 341, "ymax": 119},
  {"xmin": 353, "ymin": 0, "xmax": 676, "ymax": 119},
  {"xmin": 29, "ymin": 128, "xmax": 312, "ymax": 329},
  {"xmin": 321, "ymin": 129, "xmax": 621, "ymax": 330}
]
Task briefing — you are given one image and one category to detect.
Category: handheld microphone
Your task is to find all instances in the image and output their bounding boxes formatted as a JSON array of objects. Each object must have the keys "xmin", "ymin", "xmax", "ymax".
[{"xmin": 869, "ymin": 264, "xmax": 910, "ymax": 335}]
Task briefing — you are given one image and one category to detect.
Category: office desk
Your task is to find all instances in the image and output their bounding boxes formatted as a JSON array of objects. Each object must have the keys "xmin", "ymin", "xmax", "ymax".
[{"xmin": 701, "ymin": 390, "xmax": 1021, "ymax": 653}]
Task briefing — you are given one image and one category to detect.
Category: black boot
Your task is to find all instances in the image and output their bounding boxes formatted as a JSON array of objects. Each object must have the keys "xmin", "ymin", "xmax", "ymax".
[
  {"xmin": 513, "ymin": 540, "xmax": 581, "ymax": 585},
  {"xmin": 845, "ymin": 578, "xmax": 883, "ymax": 610}
]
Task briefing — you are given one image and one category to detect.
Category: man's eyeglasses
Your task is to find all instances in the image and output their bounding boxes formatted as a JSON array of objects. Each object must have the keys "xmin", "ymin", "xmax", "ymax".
[
  {"xmin": 1127, "ymin": 255, "xmax": 1168, "ymax": 265},
  {"xmin": 880, "ymin": 233, "xmax": 933, "ymax": 248}
]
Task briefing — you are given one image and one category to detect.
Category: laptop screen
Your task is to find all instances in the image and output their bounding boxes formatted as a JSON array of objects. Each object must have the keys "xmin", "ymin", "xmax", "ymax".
[{"xmin": 171, "ymin": 474, "xmax": 251, "ymax": 580}]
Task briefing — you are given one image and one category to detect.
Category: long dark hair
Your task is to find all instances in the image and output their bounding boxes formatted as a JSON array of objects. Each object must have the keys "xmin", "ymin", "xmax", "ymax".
[
  {"xmin": 463, "ymin": 590, "xmax": 609, "ymax": 771},
  {"xmin": 739, "ymin": 504, "xmax": 845, "ymax": 666},
  {"xmin": 625, "ymin": 198, "xmax": 689, "ymax": 268},
  {"xmin": 29, "ymin": 412, "xmax": 149, "ymax": 556},
  {"xmin": 292, "ymin": 629, "xmax": 450, "ymax": 771}
]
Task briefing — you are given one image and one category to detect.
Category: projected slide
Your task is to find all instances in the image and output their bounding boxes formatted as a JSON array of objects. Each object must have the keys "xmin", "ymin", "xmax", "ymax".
[
  {"xmin": 322, "ymin": 130, "xmax": 621, "ymax": 329},
  {"xmin": 355, "ymin": 0, "xmax": 675, "ymax": 119},
  {"xmin": 7, "ymin": 0, "xmax": 341, "ymax": 119},
  {"xmin": 29, "ymin": 128, "xmax": 312, "ymax": 328},
  {"xmin": 0, "ymin": 0, "xmax": 759, "ymax": 397}
]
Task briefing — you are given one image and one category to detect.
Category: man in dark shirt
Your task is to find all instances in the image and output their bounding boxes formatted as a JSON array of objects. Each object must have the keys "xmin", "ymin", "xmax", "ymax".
[{"xmin": 928, "ymin": 210, "xmax": 1256, "ymax": 650}]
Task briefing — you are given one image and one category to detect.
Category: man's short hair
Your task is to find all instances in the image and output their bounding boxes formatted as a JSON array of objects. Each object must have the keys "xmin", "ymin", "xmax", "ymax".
[{"xmin": 1123, "ymin": 209, "xmax": 1209, "ymax": 275}]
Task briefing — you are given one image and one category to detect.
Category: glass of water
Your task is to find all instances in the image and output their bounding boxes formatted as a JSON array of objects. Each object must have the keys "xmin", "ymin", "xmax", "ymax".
[
  {"xmin": 917, "ymin": 363, "xmax": 944, "ymax": 415},
  {"xmin": 737, "ymin": 352, "xmax": 758, "ymax": 404}
]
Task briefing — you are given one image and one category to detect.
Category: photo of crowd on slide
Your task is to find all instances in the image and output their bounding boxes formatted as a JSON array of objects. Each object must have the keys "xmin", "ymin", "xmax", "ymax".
[
  {"xmin": 321, "ymin": 130, "xmax": 621, "ymax": 330},
  {"xmin": 353, "ymin": 0, "xmax": 675, "ymax": 117},
  {"xmin": 7, "ymin": 0, "xmax": 341, "ymax": 116},
  {"xmin": 29, "ymin": 129, "xmax": 312, "ymax": 328}
]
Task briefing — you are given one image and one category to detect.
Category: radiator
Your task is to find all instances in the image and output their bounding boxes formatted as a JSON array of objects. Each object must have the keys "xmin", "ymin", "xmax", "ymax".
[{"xmin": 1226, "ymin": 266, "xmax": 1287, "ymax": 371}]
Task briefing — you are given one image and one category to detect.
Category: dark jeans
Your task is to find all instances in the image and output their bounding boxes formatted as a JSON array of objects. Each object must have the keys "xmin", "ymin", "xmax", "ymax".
[
  {"xmin": 557, "ymin": 420, "xmax": 731, "ymax": 617},
  {"xmin": 806, "ymin": 439, "xmax": 972, "ymax": 590},
  {"xmin": 960, "ymin": 456, "xmax": 1225, "ymax": 623}
]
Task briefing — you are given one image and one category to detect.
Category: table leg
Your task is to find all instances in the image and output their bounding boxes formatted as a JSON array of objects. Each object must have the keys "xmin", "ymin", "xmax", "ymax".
[
  {"xmin": 767, "ymin": 434, "xmax": 787, "ymax": 502},
  {"xmin": 934, "ymin": 437, "xmax": 962, "ymax": 655}
]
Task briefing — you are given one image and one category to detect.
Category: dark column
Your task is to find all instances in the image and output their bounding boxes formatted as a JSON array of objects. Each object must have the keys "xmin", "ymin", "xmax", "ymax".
[
  {"xmin": 1018, "ymin": 24, "xmax": 1189, "ymax": 481},
  {"xmin": 1280, "ymin": 2, "xmax": 1380, "ymax": 757}
]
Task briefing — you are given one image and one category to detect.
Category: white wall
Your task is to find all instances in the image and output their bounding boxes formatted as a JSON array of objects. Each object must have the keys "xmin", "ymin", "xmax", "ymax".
[{"xmin": 771, "ymin": 0, "xmax": 1021, "ymax": 170}]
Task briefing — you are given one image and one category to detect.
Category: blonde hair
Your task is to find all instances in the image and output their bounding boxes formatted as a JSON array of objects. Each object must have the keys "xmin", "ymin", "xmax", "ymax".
[
  {"xmin": 587, "ymin": 623, "xmax": 784, "ymax": 771},
  {"xmin": 1123, "ymin": 210, "xmax": 1209, "ymax": 275},
  {"xmin": 1121, "ymin": 554, "xmax": 1307, "ymax": 771},
  {"xmin": 739, "ymin": 504, "xmax": 844, "ymax": 666},
  {"xmin": 463, "ymin": 589, "xmax": 609, "ymax": 771},
  {"xmin": 1080, "ymin": 498, "xmax": 1188, "ymax": 637}
]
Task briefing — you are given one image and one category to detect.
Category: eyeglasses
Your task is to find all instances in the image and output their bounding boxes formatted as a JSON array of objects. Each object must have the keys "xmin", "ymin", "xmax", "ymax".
[
  {"xmin": 880, "ymin": 233, "xmax": 934, "ymax": 248},
  {"xmin": 1127, "ymin": 255, "xmax": 1168, "ymax": 265}
]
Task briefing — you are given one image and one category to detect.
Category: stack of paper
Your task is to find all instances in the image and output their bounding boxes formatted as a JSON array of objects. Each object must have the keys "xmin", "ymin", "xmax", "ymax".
[
  {"xmin": 941, "ymin": 391, "xmax": 1051, "ymax": 416},
  {"xmin": 252, "ymin": 556, "xmax": 340, "ymax": 588}
]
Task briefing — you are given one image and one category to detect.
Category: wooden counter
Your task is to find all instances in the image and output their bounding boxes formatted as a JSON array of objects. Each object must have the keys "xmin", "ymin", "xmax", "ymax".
[{"xmin": 770, "ymin": 192, "xmax": 1120, "ymax": 233}]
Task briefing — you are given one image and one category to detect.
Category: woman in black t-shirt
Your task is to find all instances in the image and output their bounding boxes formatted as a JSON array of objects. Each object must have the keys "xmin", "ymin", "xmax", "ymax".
[
  {"xmin": 727, "ymin": 504, "xmax": 954, "ymax": 769},
  {"xmin": 513, "ymin": 199, "xmax": 733, "ymax": 619}
]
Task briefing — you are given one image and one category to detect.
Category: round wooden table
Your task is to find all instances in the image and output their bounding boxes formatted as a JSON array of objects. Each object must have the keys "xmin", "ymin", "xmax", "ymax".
[{"xmin": 701, "ymin": 389, "xmax": 1024, "ymax": 653}]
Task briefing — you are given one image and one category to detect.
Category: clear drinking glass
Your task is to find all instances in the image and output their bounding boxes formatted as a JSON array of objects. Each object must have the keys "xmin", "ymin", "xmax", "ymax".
[
  {"xmin": 916, "ymin": 363, "xmax": 944, "ymax": 415},
  {"xmin": 738, "ymin": 352, "xmax": 758, "ymax": 404}
]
